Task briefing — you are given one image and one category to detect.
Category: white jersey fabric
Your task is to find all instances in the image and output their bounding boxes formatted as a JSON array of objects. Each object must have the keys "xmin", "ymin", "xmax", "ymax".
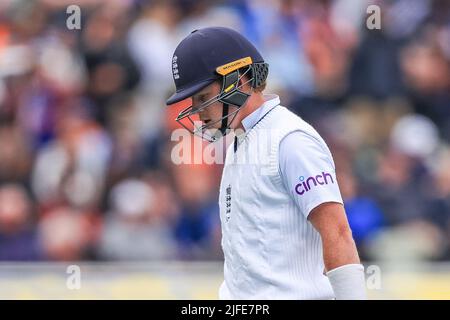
[{"xmin": 218, "ymin": 94, "xmax": 343, "ymax": 299}]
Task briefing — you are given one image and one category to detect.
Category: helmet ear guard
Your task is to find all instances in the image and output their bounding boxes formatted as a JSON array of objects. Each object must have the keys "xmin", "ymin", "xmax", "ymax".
[
  {"xmin": 250, "ymin": 62, "xmax": 269, "ymax": 88},
  {"xmin": 219, "ymin": 70, "xmax": 250, "ymax": 107},
  {"xmin": 217, "ymin": 60, "xmax": 269, "ymax": 108},
  {"xmin": 213, "ymin": 59, "xmax": 269, "ymax": 138}
]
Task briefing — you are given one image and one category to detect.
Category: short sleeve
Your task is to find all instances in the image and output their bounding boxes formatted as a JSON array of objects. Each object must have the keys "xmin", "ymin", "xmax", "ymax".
[{"xmin": 279, "ymin": 130, "xmax": 343, "ymax": 219}]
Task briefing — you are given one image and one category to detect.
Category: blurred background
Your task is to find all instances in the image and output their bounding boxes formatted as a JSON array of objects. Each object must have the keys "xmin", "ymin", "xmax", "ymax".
[{"xmin": 0, "ymin": 0, "xmax": 449, "ymax": 299}]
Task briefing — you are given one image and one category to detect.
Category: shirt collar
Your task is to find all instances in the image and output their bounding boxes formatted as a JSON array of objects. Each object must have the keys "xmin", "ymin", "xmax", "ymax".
[{"xmin": 241, "ymin": 94, "xmax": 280, "ymax": 132}]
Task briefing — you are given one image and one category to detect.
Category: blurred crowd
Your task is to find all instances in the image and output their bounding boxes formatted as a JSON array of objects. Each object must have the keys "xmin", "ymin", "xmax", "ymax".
[{"xmin": 0, "ymin": 0, "xmax": 449, "ymax": 262}]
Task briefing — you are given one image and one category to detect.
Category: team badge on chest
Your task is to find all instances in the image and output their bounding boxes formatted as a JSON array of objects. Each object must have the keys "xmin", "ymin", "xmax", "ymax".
[{"xmin": 225, "ymin": 184, "xmax": 232, "ymax": 222}]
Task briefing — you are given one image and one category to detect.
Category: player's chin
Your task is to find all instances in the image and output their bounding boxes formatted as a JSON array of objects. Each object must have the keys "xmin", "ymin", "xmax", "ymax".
[
  {"xmin": 203, "ymin": 121, "xmax": 220, "ymax": 131},
  {"xmin": 202, "ymin": 125, "xmax": 225, "ymax": 140}
]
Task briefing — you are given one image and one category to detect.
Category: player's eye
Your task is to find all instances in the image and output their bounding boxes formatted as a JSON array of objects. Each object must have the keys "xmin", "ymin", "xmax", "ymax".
[{"xmin": 192, "ymin": 93, "xmax": 211, "ymax": 113}]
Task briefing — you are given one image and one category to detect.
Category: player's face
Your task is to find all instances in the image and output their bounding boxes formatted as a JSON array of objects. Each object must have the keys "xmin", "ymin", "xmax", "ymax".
[{"xmin": 191, "ymin": 81, "xmax": 238, "ymax": 130}]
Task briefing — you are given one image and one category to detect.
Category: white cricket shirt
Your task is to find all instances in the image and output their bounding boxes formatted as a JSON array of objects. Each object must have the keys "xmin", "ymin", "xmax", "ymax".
[{"xmin": 218, "ymin": 94, "xmax": 343, "ymax": 299}]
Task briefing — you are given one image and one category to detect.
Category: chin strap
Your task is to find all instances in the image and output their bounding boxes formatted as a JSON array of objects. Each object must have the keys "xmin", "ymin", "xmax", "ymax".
[
  {"xmin": 219, "ymin": 103, "xmax": 229, "ymax": 135},
  {"xmin": 217, "ymin": 70, "xmax": 251, "ymax": 136}
]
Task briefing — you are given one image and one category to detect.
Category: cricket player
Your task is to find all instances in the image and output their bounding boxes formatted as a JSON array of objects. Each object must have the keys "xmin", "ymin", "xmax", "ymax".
[{"xmin": 166, "ymin": 27, "xmax": 366, "ymax": 300}]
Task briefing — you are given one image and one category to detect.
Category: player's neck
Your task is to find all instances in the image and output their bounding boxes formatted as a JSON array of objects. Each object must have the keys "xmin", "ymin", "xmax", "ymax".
[{"xmin": 235, "ymin": 92, "xmax": 265, "ymax": 131}]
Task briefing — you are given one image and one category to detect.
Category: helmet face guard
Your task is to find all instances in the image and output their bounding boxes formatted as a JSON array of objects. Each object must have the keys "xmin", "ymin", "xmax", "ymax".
[{"xmin": 175, "ymin": 58, "xmax": 269, "ymax": 142}]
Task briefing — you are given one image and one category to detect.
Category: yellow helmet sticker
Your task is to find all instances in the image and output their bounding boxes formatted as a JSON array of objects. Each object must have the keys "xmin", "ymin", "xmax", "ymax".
[
  {"xmin": 216, "ymin": 56, "xmax": 253, "ymax": 75},
  {"xmin": 224, "ymin": 84, "xmax": 235, "ymax": 93}
]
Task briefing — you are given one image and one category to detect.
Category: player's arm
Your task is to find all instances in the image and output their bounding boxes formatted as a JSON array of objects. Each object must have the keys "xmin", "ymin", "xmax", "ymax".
[
  {"xmin": 308, "ymin": 202, "xmax": 359, "ymax": 270},
  {"xmin": 279, "ymin": 130, "xmax": 366, "ymax": 300},
  {"xmin": 308, "ymin": 202, "xmax": 367, "ymax": 300}
]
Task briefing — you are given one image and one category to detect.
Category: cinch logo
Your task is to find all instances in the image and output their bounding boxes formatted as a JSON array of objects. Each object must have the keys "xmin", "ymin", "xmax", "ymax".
[{"xmin": 295, "ymin": 172, "xmax": 334, "ymax": 196}]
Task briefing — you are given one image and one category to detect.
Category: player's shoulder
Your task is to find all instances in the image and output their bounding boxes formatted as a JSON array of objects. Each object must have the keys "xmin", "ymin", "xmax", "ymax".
[
  {"xmin": 280, "ymin": 130, "xmax": 330, "ymax": 159},
  {"xmin": 274, "ymin": 105, "xmax": 333, "ymax": 160},
  {"xmin": 273, "ymin": 105, "xmax": 324, "ymax": 143}
]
